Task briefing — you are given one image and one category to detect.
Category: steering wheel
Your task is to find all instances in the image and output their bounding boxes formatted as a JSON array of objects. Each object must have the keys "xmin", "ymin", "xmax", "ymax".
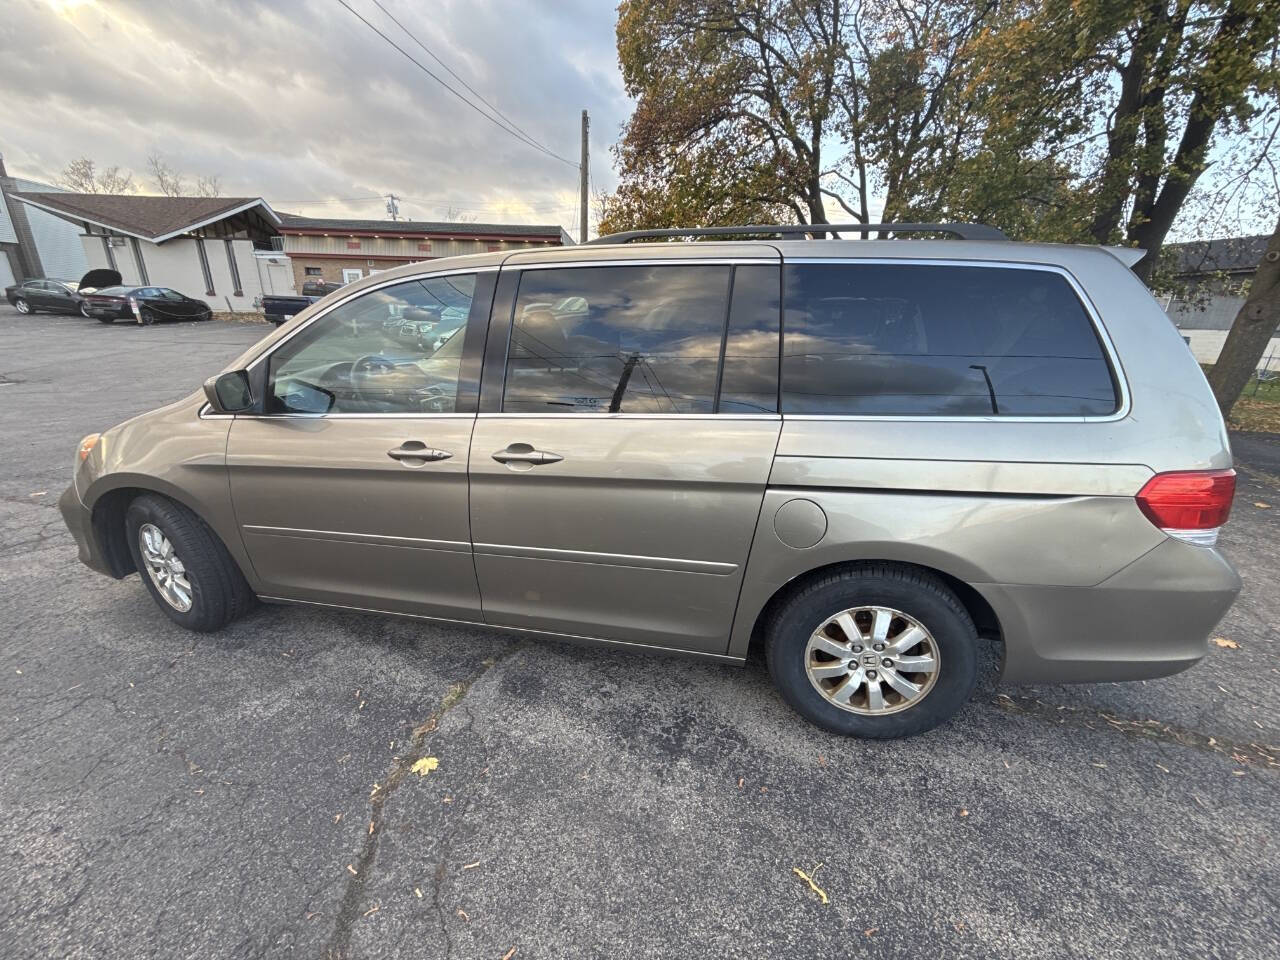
[{"xmin": 350, "ymin": 354, "xmax": 408, "ymax": 405}]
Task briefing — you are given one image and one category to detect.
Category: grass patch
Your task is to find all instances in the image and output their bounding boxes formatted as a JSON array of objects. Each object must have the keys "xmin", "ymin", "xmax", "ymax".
[{"xmin": 1228, "ymin": 376, "xmax": 1280, "ymax": 433}]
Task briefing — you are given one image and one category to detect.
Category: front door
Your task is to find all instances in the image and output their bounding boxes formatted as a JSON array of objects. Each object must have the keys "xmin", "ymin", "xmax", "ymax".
[
  {"xmin": 227, "ymin": 270, "xmax": 489, "ymax": 619},
  {"xmin": 468, "ymin": 261, "xmax": 783, "ymax": 654}
]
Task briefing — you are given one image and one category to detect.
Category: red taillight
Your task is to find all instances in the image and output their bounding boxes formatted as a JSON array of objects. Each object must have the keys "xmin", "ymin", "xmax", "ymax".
[{"xmin": 1136, "ymin": 469, "xmax": 1235, "ymax": 545}]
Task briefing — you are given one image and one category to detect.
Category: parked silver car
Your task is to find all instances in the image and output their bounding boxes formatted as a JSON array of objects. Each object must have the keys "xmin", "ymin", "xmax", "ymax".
[{"xmin": 58, "ymin": 223, "xmax": 1241, "ymax": 737}]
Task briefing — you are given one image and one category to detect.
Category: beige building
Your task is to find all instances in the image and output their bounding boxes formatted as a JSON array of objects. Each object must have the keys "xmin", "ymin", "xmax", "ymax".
[
  {"xmin": 276, "ymin": 215, "xmax": 571, "ymax": 288},
  {"xmin": 12, "ymin": 192, "xmax": 293, "ymax": 310}
]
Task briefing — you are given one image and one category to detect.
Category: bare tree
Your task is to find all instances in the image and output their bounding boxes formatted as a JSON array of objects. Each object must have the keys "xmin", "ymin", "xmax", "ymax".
[
  {"xmin": 442, "ymin": 205, "xmax": 478, "ymax": 223},
  {"xmin": 195, "ymin": 174, "xmax": 222, "ymax": 198},
  {"xmin": 147, "ymin": 152, "xmax": 185, "ymax": 197},
  {"xmin": 1206, "ymin": 215, "xmax": 1280, "ymax": 419},
  {"xmin": 59, "ymin": 157, "xmax": 134, "ymax": 194}
]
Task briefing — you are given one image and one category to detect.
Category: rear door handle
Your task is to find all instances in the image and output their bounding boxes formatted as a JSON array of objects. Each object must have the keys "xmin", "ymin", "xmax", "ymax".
[
  {"xmin": 492, "ymin": 442, "xmax": 563, "ymax": 466},
  {"xmin": 388, "ymin": 441, "xmax": 452, "ymax": 465}
]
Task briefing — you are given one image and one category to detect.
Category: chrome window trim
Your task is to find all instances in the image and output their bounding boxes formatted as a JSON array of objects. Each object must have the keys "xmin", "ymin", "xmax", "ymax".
[
  {"xmin": 778, "ymin": 257, "xmax": 1131, "ymax": 424},
  {"xmin": 477, "ymin": 412, "xmax": 780, "ymax": 421},
  {"xmin": 509, "ymin": 257, "xmax": 777, "ymax": 270},
  {"xmin": 234, "ymin": 412, "xmax": 477, "ymax": 421}
]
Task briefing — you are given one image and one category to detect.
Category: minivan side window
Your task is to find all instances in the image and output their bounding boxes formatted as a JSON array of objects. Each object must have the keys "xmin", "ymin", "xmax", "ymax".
[
  {"xmin": 781, "ymin": 263, "xmax": 1119, "ymax": 417},
  {"xmin": 502, "ymin": 265, "xmax": 731, "ymax": 414},
  {"xmin": 267, "ymin": 274, "xmax": 476, "ymax": 415},
  {"xmin": 720, "ymin": 264, "xmax": 780, "ymax": 413}
]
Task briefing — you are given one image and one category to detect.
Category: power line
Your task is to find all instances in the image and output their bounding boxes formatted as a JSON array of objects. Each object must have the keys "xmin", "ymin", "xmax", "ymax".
[
  {"xmin": 335, "ymin": 0, "xmax": 578, "ymax": 168},
  {"xmin": 366, "ymin": 0, "xmax": 552, "ymax": 158}
]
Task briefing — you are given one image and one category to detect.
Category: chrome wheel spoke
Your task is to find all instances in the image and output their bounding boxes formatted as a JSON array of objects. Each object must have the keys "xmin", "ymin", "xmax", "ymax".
[
  {"xmin": 887, "ymin": 626, "xmax": 927, "ymax": 655},
  {"xmin": 808, "ymin": 659, "xmax": 851, "ymax": 680},
  {"xmin": 864, "ymin": 677, "xmax": 886, "ymax": 711},
  {"xmin": 829, "ymin": 674, "xmax": 861, "ymax": 705},
  {"xmin": 138, "ymin": 523, "xmax": 193, "ymax": 613},
  {"xmin": 809, "ymin": 634, "xmax": 851, "ymax": 659},
  {"xmin": 870, "ymin": 608, "xmax": 892, "ymax": 645},
  {"xmin": 892, "ymin": 654, "xmax": 937, "ymax": 674},
  {"xmin": 833, "ymin": 612, "xmax": 862, "ymax": 644},
  {"xmin": 882, "ymin": 669, "xmax": 922, "ymax": 701}
]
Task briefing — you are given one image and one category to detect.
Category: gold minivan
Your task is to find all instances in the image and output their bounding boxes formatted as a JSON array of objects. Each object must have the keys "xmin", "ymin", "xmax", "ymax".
[{"xmin": 59, "ymin": 224, "xmax": 1241, "ymax": 738}]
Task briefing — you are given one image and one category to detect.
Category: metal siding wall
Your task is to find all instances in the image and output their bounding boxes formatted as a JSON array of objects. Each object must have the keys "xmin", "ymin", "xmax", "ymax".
[{"xmin": 25, "ymin": 205, "xmax": 89, "ymax": 280}]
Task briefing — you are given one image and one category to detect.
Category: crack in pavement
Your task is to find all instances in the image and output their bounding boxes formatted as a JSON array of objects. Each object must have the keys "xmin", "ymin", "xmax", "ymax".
[
  {"xmin": 992, "ymin": 693, "xmax": 1279, "ymax": 768},
  {"xmin": 323, "ymin": 642, "xmax": 524, "ymax": 959}
]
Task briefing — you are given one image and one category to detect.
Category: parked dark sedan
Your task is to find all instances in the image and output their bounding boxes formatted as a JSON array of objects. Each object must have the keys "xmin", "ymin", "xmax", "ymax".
[
  {"xmin": 82, "ymin": 286, "xmax": 214, "ymax": 325},
  {"xmin": 5, "ymin": 277, "xmax": 89, "ymax": 316}
]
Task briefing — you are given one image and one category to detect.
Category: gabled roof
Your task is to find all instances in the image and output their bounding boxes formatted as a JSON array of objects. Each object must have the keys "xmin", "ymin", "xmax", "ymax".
[
  {"xmin": 1166, "ymin": 234, "xmax": 1269, "ymax": 276},
  {"xmin": 277, "ymin": 213, "xmax": 568, "ymax": 242},
  {"xmin": 12, "ymin": 193, "xmax": 281, "ymax": 243}
]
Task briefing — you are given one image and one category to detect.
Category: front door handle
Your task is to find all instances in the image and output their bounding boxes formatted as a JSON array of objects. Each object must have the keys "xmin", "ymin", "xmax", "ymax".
[
  {"xmin": 492, "ymin": 442, "xmax": 563, "ymax": 467},
  {"xmin": 388, "ymin": 441, "xmax": 452, "ymax": 465}
]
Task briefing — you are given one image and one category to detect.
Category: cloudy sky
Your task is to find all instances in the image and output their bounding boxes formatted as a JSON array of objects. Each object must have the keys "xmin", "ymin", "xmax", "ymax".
[{"xmin": 0, "ymin": 0, "xmax": 629, "ymax": 234}]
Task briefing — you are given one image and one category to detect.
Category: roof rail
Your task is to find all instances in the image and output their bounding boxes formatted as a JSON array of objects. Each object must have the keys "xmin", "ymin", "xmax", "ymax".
[{"xmin": 586, "ymin": 222, "xmax": 1008, "ymax": 245}]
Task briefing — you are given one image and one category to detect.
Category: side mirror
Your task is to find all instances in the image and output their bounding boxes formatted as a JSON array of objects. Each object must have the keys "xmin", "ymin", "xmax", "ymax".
[{"xmin": 203, "ymin": 370, "xmax": 254, "ymax": 414}]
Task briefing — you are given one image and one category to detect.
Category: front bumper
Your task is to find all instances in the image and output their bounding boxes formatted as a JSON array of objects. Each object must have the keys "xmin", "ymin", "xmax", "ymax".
[
  {"xmin": 58, "ymin": 483, "xmax": 115, "ymax": 577},
  {"xmin": 979, "ymin": 537, "xmax": 1242, "ymax": 684}
]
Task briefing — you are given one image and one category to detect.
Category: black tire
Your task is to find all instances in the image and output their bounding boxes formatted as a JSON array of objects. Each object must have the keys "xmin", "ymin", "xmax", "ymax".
[
  {"xmin": 124, "ymin": 494, "xmax": 255, "ymax": 632},
  {"xmin": 765, "ymin": 564, "xmax": 978, "ymax": 739},
  {"xmin": 97, "ymin": 316, "xmax": 115, "ymax": 324},
  {"xmin": 14, "ymin": 298, "xmax": 33, "ymax": 315},
  {"xmin": 139, "ymin": 308, "xmax": 156, "ymax": 325}
]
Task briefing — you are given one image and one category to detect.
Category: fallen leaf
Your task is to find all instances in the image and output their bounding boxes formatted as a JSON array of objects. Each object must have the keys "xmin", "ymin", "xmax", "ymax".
[
  {"xmin": 1254, "ymin": 501, "xmax": 1271, "ymax": 509},
  {"xmin": 1091, "ymin": 762, "xmax": 1106, "ymax": 768},
  {"xmin": 347, "ymin": 864, "xmax": 357, "ymax": 876},
  {"xmin": 792, "ymin": 864, "xmax": 829, "ymax": 905},
  {"xmin": 414, "ymin": 887, "xmax": 423, "ymax": 899},
  {"xmin": 30, "ymin": 491, "xmax": 46, "ymax": 497},
  {"xmin": 306, "ymin": 912, "xmax": 318, "ymax": 920},
  {"xmin": 410, "ymin": 757, "xmax": 439, "ymax": 777},
  {"xmin": 501, "ymin": 949, "xmax": 517, "ymax": 960},
  {"xmin": 959, "ymin": 808, "xmax": 969, "ymax": 818},
  {"xmin": 1155, "ymin": 763, "xmax": 1170, "ymax": 773},
  {"xmin": 817, "ymin": 755, "xmax": 827, "ymax": 767},
  {"xmin": 865, "ymin": 927, "xmax": 879, "ymax": 936},
  {"xmin": 368, "ymin": 820, "xmax": 376, "ymax": 835},
  {"xmin": 737, "ymin": 778, "xmax": 744, "ymax": 789},
  {"xmin": 456, "ymin": 908, "xmax": 470, "ymax": 922},
  {"xmin": 1212, "ymin": 637, "xmax": 1240, "ymax": 649},
  {"xmin": 363, "ymin": 905, "xmax": 379, "ymax": 918},
  {"xmin": 334, "ymin": 813, "xmax": 343, "ymax": 823},
  {"xmin": 462, "ymin": 861, "xmax": 480, "ymax": 870}
]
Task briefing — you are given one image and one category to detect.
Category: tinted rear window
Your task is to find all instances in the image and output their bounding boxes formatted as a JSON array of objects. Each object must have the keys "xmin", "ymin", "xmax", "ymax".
[{"xmin": 781, "ymin": 263, "xmax": 1118, "ymax": 416}]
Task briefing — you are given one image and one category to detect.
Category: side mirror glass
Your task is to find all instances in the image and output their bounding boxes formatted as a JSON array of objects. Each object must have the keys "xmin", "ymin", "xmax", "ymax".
[{"xmin": 203, "ymin": 370, "xmax": 253, "ymax": 413}]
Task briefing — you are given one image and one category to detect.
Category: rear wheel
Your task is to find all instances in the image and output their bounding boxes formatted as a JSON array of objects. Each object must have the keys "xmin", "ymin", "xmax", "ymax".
[
  {"xmin": 97, "ymin": 315, "xmax": 115, "ymax": 324},
  {"xmin": 139, "ymin": 308, "xmax": 156, "ymax": 325},
  {"xmin": 765, "ymin": 564, "xmax": 978, "ymax": 738},
  {"xmin": 124, "ymin": 494, "xmax": 255, "ymax": 632},
  {"xmin": 79, "ymin": 302, "xmax": 91, "ymax": 318},
  {"xmin": 14, "ymin": 298, "xmax": 32, "ymax": 314}
]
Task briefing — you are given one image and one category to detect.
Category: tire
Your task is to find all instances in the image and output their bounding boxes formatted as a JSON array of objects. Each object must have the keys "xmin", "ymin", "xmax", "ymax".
[
  {"xmin": 79, "ymin": 303, "xmax": 91, "ymax": 318},
  {"xmin": 97, "ymin": 316, "xmax": 115, "ymax": 324},
  {"xmin": 765, "ymin": 564, "xmax": 978, "ymax": 739},
  {"xmin": 139, "ymin": 308, "xmax": 156, "ymax": 325},
  {"xmin": 124, "ymin": 494, "xmax": 255, "ymax": 632},
  {"xmin": 14, "ymin": 298, "xmax": 32, "ymax": 314}
]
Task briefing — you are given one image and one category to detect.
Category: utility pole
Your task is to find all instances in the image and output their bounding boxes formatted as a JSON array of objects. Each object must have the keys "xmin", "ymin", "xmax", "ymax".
[
  {"xmin": 385, "ymin": 194, "xmax": 400, "ymax": 221},
  {"xmin": 579, "ymin": 109, "xmax": 589, "ymax": 244}
]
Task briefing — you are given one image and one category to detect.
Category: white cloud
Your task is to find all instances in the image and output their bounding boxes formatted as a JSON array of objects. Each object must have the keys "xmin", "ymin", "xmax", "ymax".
[{"xmin": 0, "ymin": 0, "xmax": 631, "ymax": 232}]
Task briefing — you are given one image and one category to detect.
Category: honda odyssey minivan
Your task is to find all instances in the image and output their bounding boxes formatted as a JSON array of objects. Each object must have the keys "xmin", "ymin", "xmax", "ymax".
[{"xmin": 58, "ymin": 223, "xmax": 1241, "ymax": 738}]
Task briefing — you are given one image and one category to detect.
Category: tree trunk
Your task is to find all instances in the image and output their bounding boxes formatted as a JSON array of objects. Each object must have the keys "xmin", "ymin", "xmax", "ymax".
[{"xmin": 1206, "ymin": 215, "xmax": 1280, "ymax": 420}]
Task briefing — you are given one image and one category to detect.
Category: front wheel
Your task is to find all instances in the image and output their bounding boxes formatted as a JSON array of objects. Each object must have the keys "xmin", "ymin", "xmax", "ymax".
[
  {"xmin": 765, "ymin": 564, "xmax": 978, "ymax": 738},
  {"xmin": 79, "ymin": 302, "xmax": 91, "ymax": 318},
  {"xmin": 14, "ymin": 298, "xmax": 32, "ymax": 314},
  {"xmin": 97, "ymin": 316, "xmax": 115, "ymax": 324},
  {"xmin": 124, "ymin": 494, "xmax": 255, "ymax": 632}
]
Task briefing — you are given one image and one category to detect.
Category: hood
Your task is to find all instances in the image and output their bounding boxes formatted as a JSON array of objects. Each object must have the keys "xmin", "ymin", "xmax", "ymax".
[{"xmin": 77, "ymin": 268, "xmax": 122, "ymax": 293}]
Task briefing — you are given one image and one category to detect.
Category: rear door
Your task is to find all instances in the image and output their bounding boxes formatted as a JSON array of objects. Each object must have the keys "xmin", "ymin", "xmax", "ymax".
[
  {"xmin": 467, "ymin": 257, "xmax": 783, "ymax": 654},
  {"xmin": 226, "ymin": 269, "xmax": 493, "ymax": 619}
]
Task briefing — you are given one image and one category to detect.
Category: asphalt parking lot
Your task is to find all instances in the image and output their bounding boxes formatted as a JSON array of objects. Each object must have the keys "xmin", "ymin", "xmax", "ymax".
[{"xmin": 1, "ymin": 306, "xmax": 1277, "ymax": 959}]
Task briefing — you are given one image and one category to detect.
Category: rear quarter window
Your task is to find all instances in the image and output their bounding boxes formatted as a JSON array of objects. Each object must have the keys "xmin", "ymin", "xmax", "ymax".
[{"xmin": 781, "ymin": 263, "xmax": 1119, "ymax": 417}]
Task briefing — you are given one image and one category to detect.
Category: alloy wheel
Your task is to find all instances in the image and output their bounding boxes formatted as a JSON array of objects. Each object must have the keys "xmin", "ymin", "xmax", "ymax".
[
  {"xmin": 138, "ymin": 523, "xmax": 193, "ymax": 612},
  {"xmin": 804, "ymin": 605, "xmax": 941, "ymax": 715},
  {"xmin": 15, "ymin": 299, "xmax": 29, "ymax": 314}
]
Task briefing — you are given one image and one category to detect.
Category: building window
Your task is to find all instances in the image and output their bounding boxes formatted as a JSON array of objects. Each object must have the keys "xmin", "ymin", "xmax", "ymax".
[
  {"xmin": 129, "ymin": 238, "xmax": 150, "ymax": 284},
  {"xmin": 223, "ymin": 239, "xmax": 243, "ymax": 296},
  {"xmin": 101, "ymin": 236, "xmax": 118, "ymax": 272},
  {"xmin": 194, "ymin": 238, "xmax": 215, "ymax": 295},
  {"xmin": 304, "ymin": 266, "xmax": 323, "ymax": 276}
]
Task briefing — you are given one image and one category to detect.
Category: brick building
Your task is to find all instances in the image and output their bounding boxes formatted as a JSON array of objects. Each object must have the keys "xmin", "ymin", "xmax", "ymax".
[{"xmin": 276, "ymin": 215, "xmax": 571, "ymax": 288}]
